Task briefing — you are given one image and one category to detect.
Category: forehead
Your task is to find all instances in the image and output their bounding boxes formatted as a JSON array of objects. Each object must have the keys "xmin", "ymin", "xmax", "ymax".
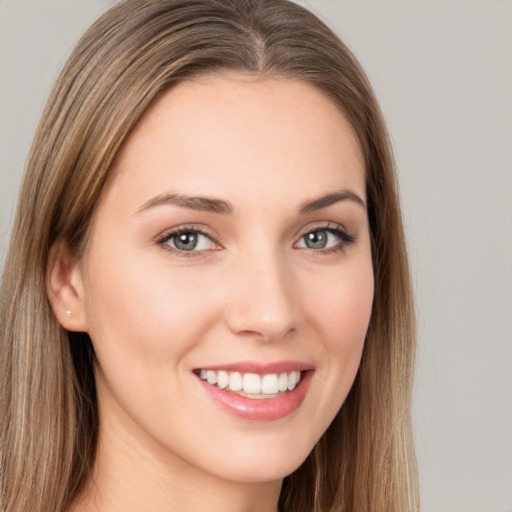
[{"xmin": 106, "ymin": 74, "xmax": 365, "ymax": 214}]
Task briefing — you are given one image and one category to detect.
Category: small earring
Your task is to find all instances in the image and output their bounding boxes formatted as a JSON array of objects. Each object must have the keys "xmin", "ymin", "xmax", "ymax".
[{"xmin": 65, "ymin": 310, "xmax": 72, "ymax": 317}]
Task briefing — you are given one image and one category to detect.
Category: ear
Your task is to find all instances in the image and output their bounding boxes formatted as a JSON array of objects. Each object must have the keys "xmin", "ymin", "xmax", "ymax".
[{"xmin": 46, "ymin": 240, "xmax": 89, "ymax": 332}]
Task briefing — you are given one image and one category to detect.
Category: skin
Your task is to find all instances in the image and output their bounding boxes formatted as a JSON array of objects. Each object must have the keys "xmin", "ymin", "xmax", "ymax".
[{"xmin": 49, "ymin": 74, "xmax": 374, "ymax": 512}]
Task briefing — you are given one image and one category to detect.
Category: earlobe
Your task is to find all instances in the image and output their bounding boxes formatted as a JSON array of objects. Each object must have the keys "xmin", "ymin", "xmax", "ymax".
[{"xmin": 46, "ymin": 241, "xmax": 88, "ymax": 332}]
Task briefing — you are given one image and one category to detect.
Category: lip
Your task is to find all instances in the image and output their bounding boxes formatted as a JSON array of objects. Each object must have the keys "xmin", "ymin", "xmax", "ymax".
[{"xmin": 195, "ymin": 362, "xmax": 314, "ymax": 421}]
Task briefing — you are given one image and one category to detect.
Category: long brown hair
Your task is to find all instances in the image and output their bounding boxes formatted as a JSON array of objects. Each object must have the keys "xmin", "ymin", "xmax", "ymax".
[{"xmin": 0, "ymin": 1, "xmax": 418, "ymax": 510}]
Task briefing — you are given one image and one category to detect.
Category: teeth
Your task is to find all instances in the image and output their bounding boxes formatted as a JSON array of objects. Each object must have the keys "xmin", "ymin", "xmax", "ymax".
[
  {"xmin": 278, "ymin": 372, "xmax": 288, "ymax": 392},
  {"xmin": 229, "ymin": 372, "xmax": 242, "ymax": 391},
  {"xmin": 197, "ymin": 369, "xmax": 303, "ymax": 397},
  {"xmin": 206, "ymin": 370, "xmax": 217, "ymax": 385},
  {"xmin": 243, "ymin": 373, "xmax": 261, "ymax": 394},
  {"xmin": 217, "ymin": 370, "xmax": 229, "ymax": 389},
  {"xmin": 288, "ymin": 370, "xmax": 300, "ymax": 391},
  {"xmin": 261, "ymin": 374, "xmax": 279, "ymax": 395}
]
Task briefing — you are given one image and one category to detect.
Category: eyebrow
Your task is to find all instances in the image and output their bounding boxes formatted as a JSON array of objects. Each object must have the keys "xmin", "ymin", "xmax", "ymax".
[
  {"xmin": 299, "ymin": 189, "xmax": 366, "ymax": 213},
  {"xmin": 135, "ymin": 188, "xmax": 366, "ymax": 216},
  {"xmin": 136, "ymin": 193, "xmax": 233, "ymax": 215}
]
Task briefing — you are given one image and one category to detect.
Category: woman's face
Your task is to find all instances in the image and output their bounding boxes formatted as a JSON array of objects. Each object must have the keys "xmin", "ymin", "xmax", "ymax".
[{"xmin": 74, "ymin": 75, "xmax": 374, "ymax": 483}]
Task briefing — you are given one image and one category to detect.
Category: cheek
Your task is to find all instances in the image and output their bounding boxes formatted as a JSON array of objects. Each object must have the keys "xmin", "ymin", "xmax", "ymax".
[
  {"xmin": 81, "ymin": 249, "xmax": 223, "ymax": 373},
  {"xmin": 301, "ymin": 258, "xmax": 373, "ymax": 434},
  {"xmin": 81, "ymin": 253, "xmax": 226, "ymax": 439},
  {"xmin": 306, "ymin": 257, "xmax": 374, "ymax": 346}
]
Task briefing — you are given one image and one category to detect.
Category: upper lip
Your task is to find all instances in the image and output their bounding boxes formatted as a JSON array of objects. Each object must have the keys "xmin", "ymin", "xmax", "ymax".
[{"xmin": 194, "ymin": 360, "xmax": 314, "ymax": 375}]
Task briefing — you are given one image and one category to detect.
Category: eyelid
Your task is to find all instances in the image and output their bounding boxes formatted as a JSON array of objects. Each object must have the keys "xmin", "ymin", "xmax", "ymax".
[
  {"xmin": 155, "ymin": 224, "xmax": 222, "ymax": 257},
  {"xmin": 295, "ymin": 221, "xmax": 350, "ymax": 239},
  {"xmin": 154, "ymin": 221, "xmax": 355, "ymax": 258},
  {"xmin": 294, "ymin": 222, "xmax": 356, "ymax": 252}
]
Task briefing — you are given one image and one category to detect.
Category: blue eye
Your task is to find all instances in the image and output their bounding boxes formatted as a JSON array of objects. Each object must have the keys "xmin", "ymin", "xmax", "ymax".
[
  {"xmin": 302, "ymin": 231, "xmax": 331, "ymax": 249},
  {"xmin": 296, "ymin": 227, "xmax": 355, "ymax": 251},
  {"xmin": 159, "ymin": 229, "xmax": 215, "ymax": 252}
]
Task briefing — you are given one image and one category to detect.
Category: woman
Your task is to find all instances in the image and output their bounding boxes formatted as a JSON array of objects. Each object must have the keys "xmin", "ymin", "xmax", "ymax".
[{"xmin": 0, "ymin": 0, "xmax": 418, "ymax": 510}]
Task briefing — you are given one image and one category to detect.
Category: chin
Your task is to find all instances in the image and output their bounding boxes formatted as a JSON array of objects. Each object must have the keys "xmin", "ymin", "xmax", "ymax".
[{"xmin": 190, "ymin": 432, "xmax": 317, "ymax": 484}]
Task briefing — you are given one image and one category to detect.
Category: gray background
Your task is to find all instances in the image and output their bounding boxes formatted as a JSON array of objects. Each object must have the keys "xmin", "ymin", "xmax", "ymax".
[{"xmin": 1, "ymin": 1, "xmax": 511, "ymax": 510}]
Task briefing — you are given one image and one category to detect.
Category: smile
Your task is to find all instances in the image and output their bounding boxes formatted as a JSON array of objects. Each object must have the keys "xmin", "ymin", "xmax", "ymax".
[
  {"xmin": 197, "ymin": 369, "xmax": 302, "ymax": 398},
  {"xmin": 194, "ymin": 363, "xmax": 314, "ymax": 421}
]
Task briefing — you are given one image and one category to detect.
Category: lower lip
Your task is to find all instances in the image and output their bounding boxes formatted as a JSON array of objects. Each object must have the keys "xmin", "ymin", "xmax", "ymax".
[{"xmin": 197, "ymin": 371, "xmax": 313, "ymax": 421}]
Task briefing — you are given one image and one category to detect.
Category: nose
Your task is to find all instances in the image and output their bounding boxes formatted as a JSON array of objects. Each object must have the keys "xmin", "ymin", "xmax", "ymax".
[{"xmin": 224, "ymin": 246, "xmax": 299, "ymax": 343}]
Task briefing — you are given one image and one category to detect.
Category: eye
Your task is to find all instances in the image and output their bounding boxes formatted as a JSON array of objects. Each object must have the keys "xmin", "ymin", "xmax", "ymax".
[
  {"xmin": 295, "ymin": 226, "xmax": 355, "ymax": 252},
  {"xmin": 158, "ymin": 228, "xmax": 217, "ymax": 253}
]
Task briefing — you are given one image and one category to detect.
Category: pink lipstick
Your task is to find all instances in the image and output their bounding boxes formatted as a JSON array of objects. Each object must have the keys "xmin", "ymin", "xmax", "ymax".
[{"xmin": 194, "ymin": 361, "xmax": 313, "ymax": 421}]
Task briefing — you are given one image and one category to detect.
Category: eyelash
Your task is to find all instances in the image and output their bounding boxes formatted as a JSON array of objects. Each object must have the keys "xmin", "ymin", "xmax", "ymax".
[
  {"xmin": 156, "ymin": 225, "xmax": 217, "ymax": 258},
  {"xmin": 297, "ymin": 224, "xmax": 356, "ymax": 255},
  {"xmin": 155, "ymin": 223, "xmax": 355, "ymax": 258}
]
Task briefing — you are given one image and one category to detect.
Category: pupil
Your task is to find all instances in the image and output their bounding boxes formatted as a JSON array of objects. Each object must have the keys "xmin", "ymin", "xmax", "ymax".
[
  {"xmin": 175, "ymin": 232, "xmax": 197, "ymax": 251},
  {"xmin": 306, "ymin": 231, "xmax": 327, "ymax": 249}
]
